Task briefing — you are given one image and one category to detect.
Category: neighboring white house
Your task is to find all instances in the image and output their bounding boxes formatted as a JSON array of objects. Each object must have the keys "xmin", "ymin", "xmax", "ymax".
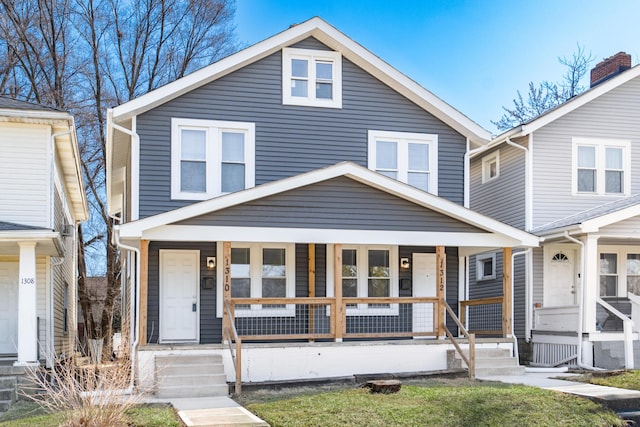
[
  {"xmin": 0, "ymin": 96, "xmax": 87, "ymax": 368},
  {"xmin": 470, "ymin": 52, "xmax": 640, "ymax": 369}
]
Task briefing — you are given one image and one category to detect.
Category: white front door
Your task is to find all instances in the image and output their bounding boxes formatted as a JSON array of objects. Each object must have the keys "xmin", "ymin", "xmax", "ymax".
[
  {"xmin": 160, "ymin": 250, "xmax": 199, "ymax": 343},
  {"xmin": 544, "ymin": 246, "xmax": 577, "ymax": 307},
  {"xmin": 0, "ymin": 262, "xmax": 19, "ymax": 354},
  {"xmin": 412, "ymin": 253, "xmax": 436, "ymax": 334}
]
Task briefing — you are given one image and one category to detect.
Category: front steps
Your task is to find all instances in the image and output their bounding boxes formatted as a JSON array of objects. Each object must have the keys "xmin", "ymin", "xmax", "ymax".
[
  {"xmin": 155, "ymin": 354, "xmax": 229, "ymax": 398},
  {"xmin": 447, "ymin": 347, "xmax": 525, "ymax": 377},
  {"xmin": 0, "ymin": 376, "xmax": 16, "ymax": 414}
]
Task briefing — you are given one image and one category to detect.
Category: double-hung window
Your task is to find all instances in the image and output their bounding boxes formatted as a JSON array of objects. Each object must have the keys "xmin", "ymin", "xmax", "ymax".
[
  {"xmin": 282, "ymin": 48, "xmax": 342, "ymax": 108},
  {"xmin": 217, "ymin": 242, "xmax": 295, "ymax": 317},
  {"xmin": 368, "ymin": 130, "xmax": 438, "ymax": 195},
  {"xmin": 331, "ymin": 245, "xmax": 398, "ymax": 315},
  {"xmin": 598, "ymin": 247, "xmax": 640, "ymax": 297},
  {"xmin": 573, "ymin": 138, "xmax": 629, "ymax": 196},
  {"xmin": 171, "ymin": 118, "xmax": 255, "ymax": 200}
]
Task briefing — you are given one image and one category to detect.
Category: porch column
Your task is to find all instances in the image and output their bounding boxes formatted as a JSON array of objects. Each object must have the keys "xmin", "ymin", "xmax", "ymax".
[
  {"xmin": 502, "ymin": 247, "xmax": 513, "ymax": 338},
  {"xmin": 222, "ymin": 242, "xmax": 232, "ymax": 339},
  {"xmin": 139, "ymin": 240, "xmax": 149, "ymax": 345},
  {"xmin": 334, "ymin": 244, "xmax": 343, "ymax": 342},
  {"xmin": 308, "ymin": 244, "xmax": 315, "ymax": 342},
  {"xmin": 583, "ymin": 235, "xmax": 599, "ymax": 334},
  {"xmin": 436, "ymin": 246, "xmax": 446, "ymax": 338},
  {"xmin": 15, "ymin": 242, "xmax": 38, "ymax": 366}
]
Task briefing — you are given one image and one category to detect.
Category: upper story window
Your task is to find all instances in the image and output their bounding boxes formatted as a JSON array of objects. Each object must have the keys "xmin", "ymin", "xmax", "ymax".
[
  {"xmin": 573, "ymin": 137, "xmax": 630, "ymax": 196},
  {"xmin": 282, "ymin": 48, "xmax": 342, "ymax": 108},
  {"xmin": 482, "ymin": 151, "xmax": 499, "ymax": 183},
  {"xmin": 476, "ymin": 253, "xmax": 496, "ymax": 281},
  {"xmin": 368, "ymin": 130, "xmax": 438, "ymax": 195},
  {"xmin": 171, "ymin": 118, "xmax": 255, "ymax": 200}
]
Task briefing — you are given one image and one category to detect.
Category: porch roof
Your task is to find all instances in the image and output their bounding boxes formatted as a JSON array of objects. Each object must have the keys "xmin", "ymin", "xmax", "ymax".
[
  {"xmin": 0, "ymin": 222, "xmax": 63, "ymax": 256},
  {"xmin": 118, "ymin": 162, "xmax": 538, "ymax": 249}
]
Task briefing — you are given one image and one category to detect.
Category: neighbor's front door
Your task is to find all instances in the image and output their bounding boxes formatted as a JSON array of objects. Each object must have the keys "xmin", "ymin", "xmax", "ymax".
[
  {"xmin": 0, "ymin": 262, "xmax": 19, "ymax": 355},
  {"xmin": 160, "ymin": 250, "xmax": 199, "ymax": 343},
  {"xmin": 544, "ymin": 246, "xmax": 577, "ymax": 307},
  {"xmin": 412, "ymin": 253, "xmax": 436, "ymax": 335}
]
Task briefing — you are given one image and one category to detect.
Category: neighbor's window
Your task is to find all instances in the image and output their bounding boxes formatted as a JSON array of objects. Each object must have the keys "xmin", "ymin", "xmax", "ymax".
[
  {"xmin": 476, "ymin": 253, "xmax": 496, "ymax": 281},
  {"xmin": 368, "ymin": 130, "xmax": 438, "ymax": 195},
  {"xmin": 171, "ymin": 118, "xmax": 255, "ymax": 200},
  {"xmin": 482, "ymin": 151, "xmax": 499, "ymax": 183},
  {"xmin": 282, "ymin": 48, "xmax": 342, "ymax": 108},
  {"xmin": 573, "ymin": 138, "xmax": 629, "ymax": 195}
]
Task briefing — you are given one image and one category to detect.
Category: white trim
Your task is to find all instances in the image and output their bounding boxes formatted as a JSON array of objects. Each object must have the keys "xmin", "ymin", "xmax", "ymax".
[
  {"xmin": 109, "ymin": 17, "xmax": 490, "ymax": 143},
  {"xmin": 367, "ymin": 130, "xmax": 438, "ymax": 195},
  {"xmin": 171, "ymin": 118, "xmax": 255, "ymax": 200},
  {"xmin": 282, "ymin": 48, "xmax": 342, "ymax": 108},
  {"xmin": 118, "ymin": 162, "xmax": 538, "ymax": 247},
  {"xmin": 476, "ymin": 252, "xmax": 496, "ymax": 281},
  {"xmin": 131, "ymin": 116, "xmax": 139, "ymax": 221},
  {"xmin": 481, "ymin": 150, "xmax": 499, "ymax": 184},
  {"xmin": 216, "ymin": 242, "xmax": 296, "ymax": 318},
  {"xmin": 571, "ymin": 137, "xmax": 630, "ymax": 196}
]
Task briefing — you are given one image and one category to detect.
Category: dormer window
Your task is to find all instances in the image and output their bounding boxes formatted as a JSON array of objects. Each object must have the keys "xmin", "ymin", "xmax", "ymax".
[{"xmin": 282, "ymin": 48, "xmax": 342, "ymax": 108}]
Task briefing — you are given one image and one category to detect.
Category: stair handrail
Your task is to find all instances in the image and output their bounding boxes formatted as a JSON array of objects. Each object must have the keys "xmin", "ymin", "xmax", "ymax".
[
  {"xmin": 596, "ymin": 297, "xmax": 634, "ymax": 369},
  {"xmin": 223, "ymin": 299, "xmax": 242, "ymax": 394},
  {"xmin": 443, "ymin": 301, "xmax": 475, "ymax": 379}
]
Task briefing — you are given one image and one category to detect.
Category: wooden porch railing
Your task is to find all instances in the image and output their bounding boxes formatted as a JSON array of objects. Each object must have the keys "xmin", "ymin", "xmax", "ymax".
[
  {"xmin": 223, "ymin": 300, "xmax": 242, "ymax": 395},
  {"xmin": 459, "ymin": 296, "xmax": 504, "ymax": 336},
  {"xmin": 443, "ymin": 301, "xmax": 475, "ymax": 379}
]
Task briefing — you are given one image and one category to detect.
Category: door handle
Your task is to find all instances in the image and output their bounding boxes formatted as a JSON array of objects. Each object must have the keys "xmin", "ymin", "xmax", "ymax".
[{"xmin": 192, "ymin": 303, "xmax": 197, "ymax": 312}]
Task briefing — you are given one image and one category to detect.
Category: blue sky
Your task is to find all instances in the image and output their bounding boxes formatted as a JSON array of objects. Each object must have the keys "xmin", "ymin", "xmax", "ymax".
[{"xmin": 235, "ymin": 0, "xmax": 640, "ymax": 134}]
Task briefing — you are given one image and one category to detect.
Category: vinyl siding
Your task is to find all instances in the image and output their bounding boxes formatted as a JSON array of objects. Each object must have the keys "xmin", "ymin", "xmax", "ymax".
[
  {"xmin": 470, "ymin": 141, "xmax": 527, "ymax": 229},
  {"xmin": 600, "ymin": 216, "xmax": 640, "ymax": 235},
  {"xmin": 137, "ymin": 37, "xmax": 466, "ymax": 218},
  {"xmin": 531, "ymin": 76, "xmax": 640, "ymax": 229},
  {"xmin": 177, "ymin": 177, "xmax": 482, "ymax": 233},
  {"xmin": 0, "ymin": 123, "xmax": 50, "ymax": 227}
]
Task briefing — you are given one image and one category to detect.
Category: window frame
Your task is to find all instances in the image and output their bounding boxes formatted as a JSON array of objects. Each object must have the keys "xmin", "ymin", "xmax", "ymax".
[
  {"xmin": 216, "ymin": 242, "xmax": 296, "ymax": 317},
  {"xmin": 171, "ymin": 118, "xmax": 255, "ymax": 200},
  {"xmin": 282, "ymin": 47, "xmax": 342, "ymax": 108},
  {"xmin": 481, "ymin": 151, "xmax": 499, "ymax": 183},
  {"xmin": 327, "ymin": 244, "xmax": 399, "ymax": 316},
  {"xmin": 476, "ymin": 253, "xmax": 496, "ymax": 281},
  {"xmin": 367, "ymin": 130, "xmax": 439, "ymax": 195},
  {"xmin": 572, "ymin": 137, "xmax": 630, "ymax": 196},
  {"xmin": 598, "ymin": 246, "xmax": 640, "ymax": 297}
]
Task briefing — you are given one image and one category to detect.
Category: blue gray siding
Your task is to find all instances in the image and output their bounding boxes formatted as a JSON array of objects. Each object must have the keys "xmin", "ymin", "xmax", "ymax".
[
  {"xmin": 177, "ymin": 177, "xmax": 482, "ymax": 232},
  {"xmin": 137, "ymin": 37, "xmax": 467, "ymax": 218}
]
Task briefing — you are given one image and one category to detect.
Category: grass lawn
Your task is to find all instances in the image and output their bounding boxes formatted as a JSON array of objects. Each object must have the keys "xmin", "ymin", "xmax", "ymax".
[
  {"xmin": 239, "ymin": 379, "xmax": 624, "ymax": 427},
  {"xmin": 0, "ymin": 402, "xmax": 182, "ymax": 427},
  {"xmin": 565, "ymin": 370, "xmax": 640, "ymax": 391}
]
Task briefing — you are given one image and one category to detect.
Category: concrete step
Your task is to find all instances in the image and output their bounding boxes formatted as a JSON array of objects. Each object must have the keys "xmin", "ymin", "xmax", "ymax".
[
  {"xmin": 0, "ymin": 388, "xmax": 15, "ymax": 402},
  {"xmin": 475, "ymin": 365, "xmax": 526, "ymax": 376},
  {"xmin": 158, "ymin": 362, "xmax": 225, "ymax": 377},
  {"xmin": 0, "ymin": 376, "xmax": 16, "ymax": 390},
  {"xmin": 0, "ymin": 400, "xmax": 12, "ymax": 412},
  {"xmin": 473, "ymin": 348, "xmax": 512, "ymax": 358},
  {"xmin": 155, "ymin": 354, "xmax": 222, "ymax": 368},
  {"xmin": 475, "ymin": 357, "xmax": 520, "ymax": 369},
  {"xmin": 156, "ymin": 383, "xmax": 229, "ymax": 398},
  {"xmin": 158, "ymin": 373, "xmax": 227, "ymax": 387}
]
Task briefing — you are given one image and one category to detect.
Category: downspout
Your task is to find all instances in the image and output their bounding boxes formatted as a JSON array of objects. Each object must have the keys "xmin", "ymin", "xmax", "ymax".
[
  {"xmin": 464, "ymin": 139, "xmax": 488, "ymax": 208},
  {"xmin": 563, "ymin": 231, "xmax": 598, "ymax": 370},
  {"xmin": 511, "ymin": 249, "xmax": 530, "ymax": 365}
]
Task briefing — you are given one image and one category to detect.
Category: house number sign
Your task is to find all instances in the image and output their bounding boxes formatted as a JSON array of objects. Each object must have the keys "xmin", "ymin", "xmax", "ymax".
[{"xmin": 21, "ymin": 277, "xmax": 36, "ymax": 285}]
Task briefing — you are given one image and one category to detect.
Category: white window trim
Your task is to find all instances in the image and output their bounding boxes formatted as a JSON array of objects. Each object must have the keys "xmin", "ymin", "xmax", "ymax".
[
  {"xmin": 481, "ymin": 151, "xmax": 499, "ymax": 183},
  {"xmin": 367, "ymin": 130, "xmax": 439, "ymax": 195},
  {"xmin": 476, "ymin": 252, "xmax": 496, "ymax": 281},
  {"xmin": 326, "ymin": 245, "xmax": 399, "ymax": 316},
  {"xmin": 216, "ymin": 242, "xmax": 296, "ymax": 317},
  {"xmin": 282, "ymin": 47, "xmax": 342, "ymax": 109},
  {"xmin": 571, "ymin": 137, "xmax": 630, "ymax": 196},
  {"xmin": 598, "ymin": 245, "xmax": 640, "ymax": 297},
  {"xmin": 171, "ymin": 118, "xmax": 255, "ymax": 200}
]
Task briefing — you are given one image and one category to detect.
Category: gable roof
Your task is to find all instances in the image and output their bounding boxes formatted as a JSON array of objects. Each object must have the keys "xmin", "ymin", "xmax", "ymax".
[
  {"xmin": 117, "ymin": 161, "xmax": 538, "ymax": 248},
  {"xmin": 0, "ymin": 96, "xmax": 63, "ymax": 112},
  {"xmin": 475, "ymin": 64, "xmax": 640, "ymax": 153},
  {"xmin": 534, "ymin": 194, "xmax": 640, "ymax": 235},
  {"xmin": 109, "ymin": 17, "xmax": 490, "ymax": 144}
]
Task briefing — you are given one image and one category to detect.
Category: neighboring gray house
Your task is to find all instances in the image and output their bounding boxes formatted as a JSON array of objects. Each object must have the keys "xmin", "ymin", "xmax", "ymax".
[
  {"xmin": 470, "ymin": 52, "xmax": 640, "ymax": 369},
  {"xmin": 106, "ymin": 17, "xmax": 536, "ymax": 395}
]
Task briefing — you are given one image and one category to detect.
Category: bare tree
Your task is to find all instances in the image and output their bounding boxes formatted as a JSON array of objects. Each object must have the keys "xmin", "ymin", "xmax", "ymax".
[
  {"xmin": 0, "ymin": 0, "xmax": 238, "ymax": 357},
  {"xmin": 493, "ymin": 45, "xmax": 595, "ymax": 131}
]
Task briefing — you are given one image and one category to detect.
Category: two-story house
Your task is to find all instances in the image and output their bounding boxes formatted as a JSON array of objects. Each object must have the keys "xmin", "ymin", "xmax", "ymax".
[
  {"xmin": 0, "ymin": 97, "xmax": 87, "ymax": 405},
  {"xmin": 107, "ymin": 17, "xmax": 537, "ymax": 396},
  {"xmin": 470, "ymin": 52, "xmax": 640, "ymax": 370}
]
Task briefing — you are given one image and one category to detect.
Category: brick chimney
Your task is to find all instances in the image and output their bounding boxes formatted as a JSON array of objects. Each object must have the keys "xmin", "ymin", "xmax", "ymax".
[{"xmin": 590, "ymin": 52, "xmax": 632, "ymax": 87}]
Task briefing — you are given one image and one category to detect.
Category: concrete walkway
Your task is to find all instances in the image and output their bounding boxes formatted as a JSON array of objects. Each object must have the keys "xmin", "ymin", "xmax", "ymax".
[{"xmin": 142, "ymin": 395, "xmax": 268, "ymax": 427}]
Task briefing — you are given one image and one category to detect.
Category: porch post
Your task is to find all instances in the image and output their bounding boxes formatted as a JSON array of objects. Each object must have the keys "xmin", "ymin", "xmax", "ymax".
[
  {"xmin": 583, "ymin": 235, "xmax": 599, "ymax": 334},
  {"xmin": 502, "ymin": 247, "xmax": 513, "ymax": 338},
  {"xmin": 308, "ymin": 244, "xmax": 315, "ymax": 341},
  {"xmin": 139, "ymin": 240, "xmax": 149, "ymax": 345},
  {"xmin": 436, "ymin": 246, "xmax": 446, "ymax": 338},
  {"xmin": 15, "ymin": 242, "xmax": 38, "ymax": 366},
  {"xmin": 334, "ymin": 244, "xmax": 343, "ymax": 342},
  {"xmin": 222, "ymin": 242, "xmax": 232, "ymax": 339}
]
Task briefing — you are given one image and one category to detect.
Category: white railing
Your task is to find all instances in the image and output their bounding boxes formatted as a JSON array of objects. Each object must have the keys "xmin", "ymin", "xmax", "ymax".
[{"xmin": 596, "ymin": 297, "xmax": 634, "ymax": 369}]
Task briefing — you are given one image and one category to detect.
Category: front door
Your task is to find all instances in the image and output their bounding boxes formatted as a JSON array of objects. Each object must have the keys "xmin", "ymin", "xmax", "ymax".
[
  {"xmin": 544, "ymin": 246, "xmax": 576, "ymax": 307},
  {"xmin": 160, "ymin": 250, "xmax": 199, "ymax": 343},
  {"xmin": 412, "ymin": 253, "xmax": 436, "ymax": 334},
  {"xmin": 0, "ymin": 262, "xmax": 19, "ymax": 355}
]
